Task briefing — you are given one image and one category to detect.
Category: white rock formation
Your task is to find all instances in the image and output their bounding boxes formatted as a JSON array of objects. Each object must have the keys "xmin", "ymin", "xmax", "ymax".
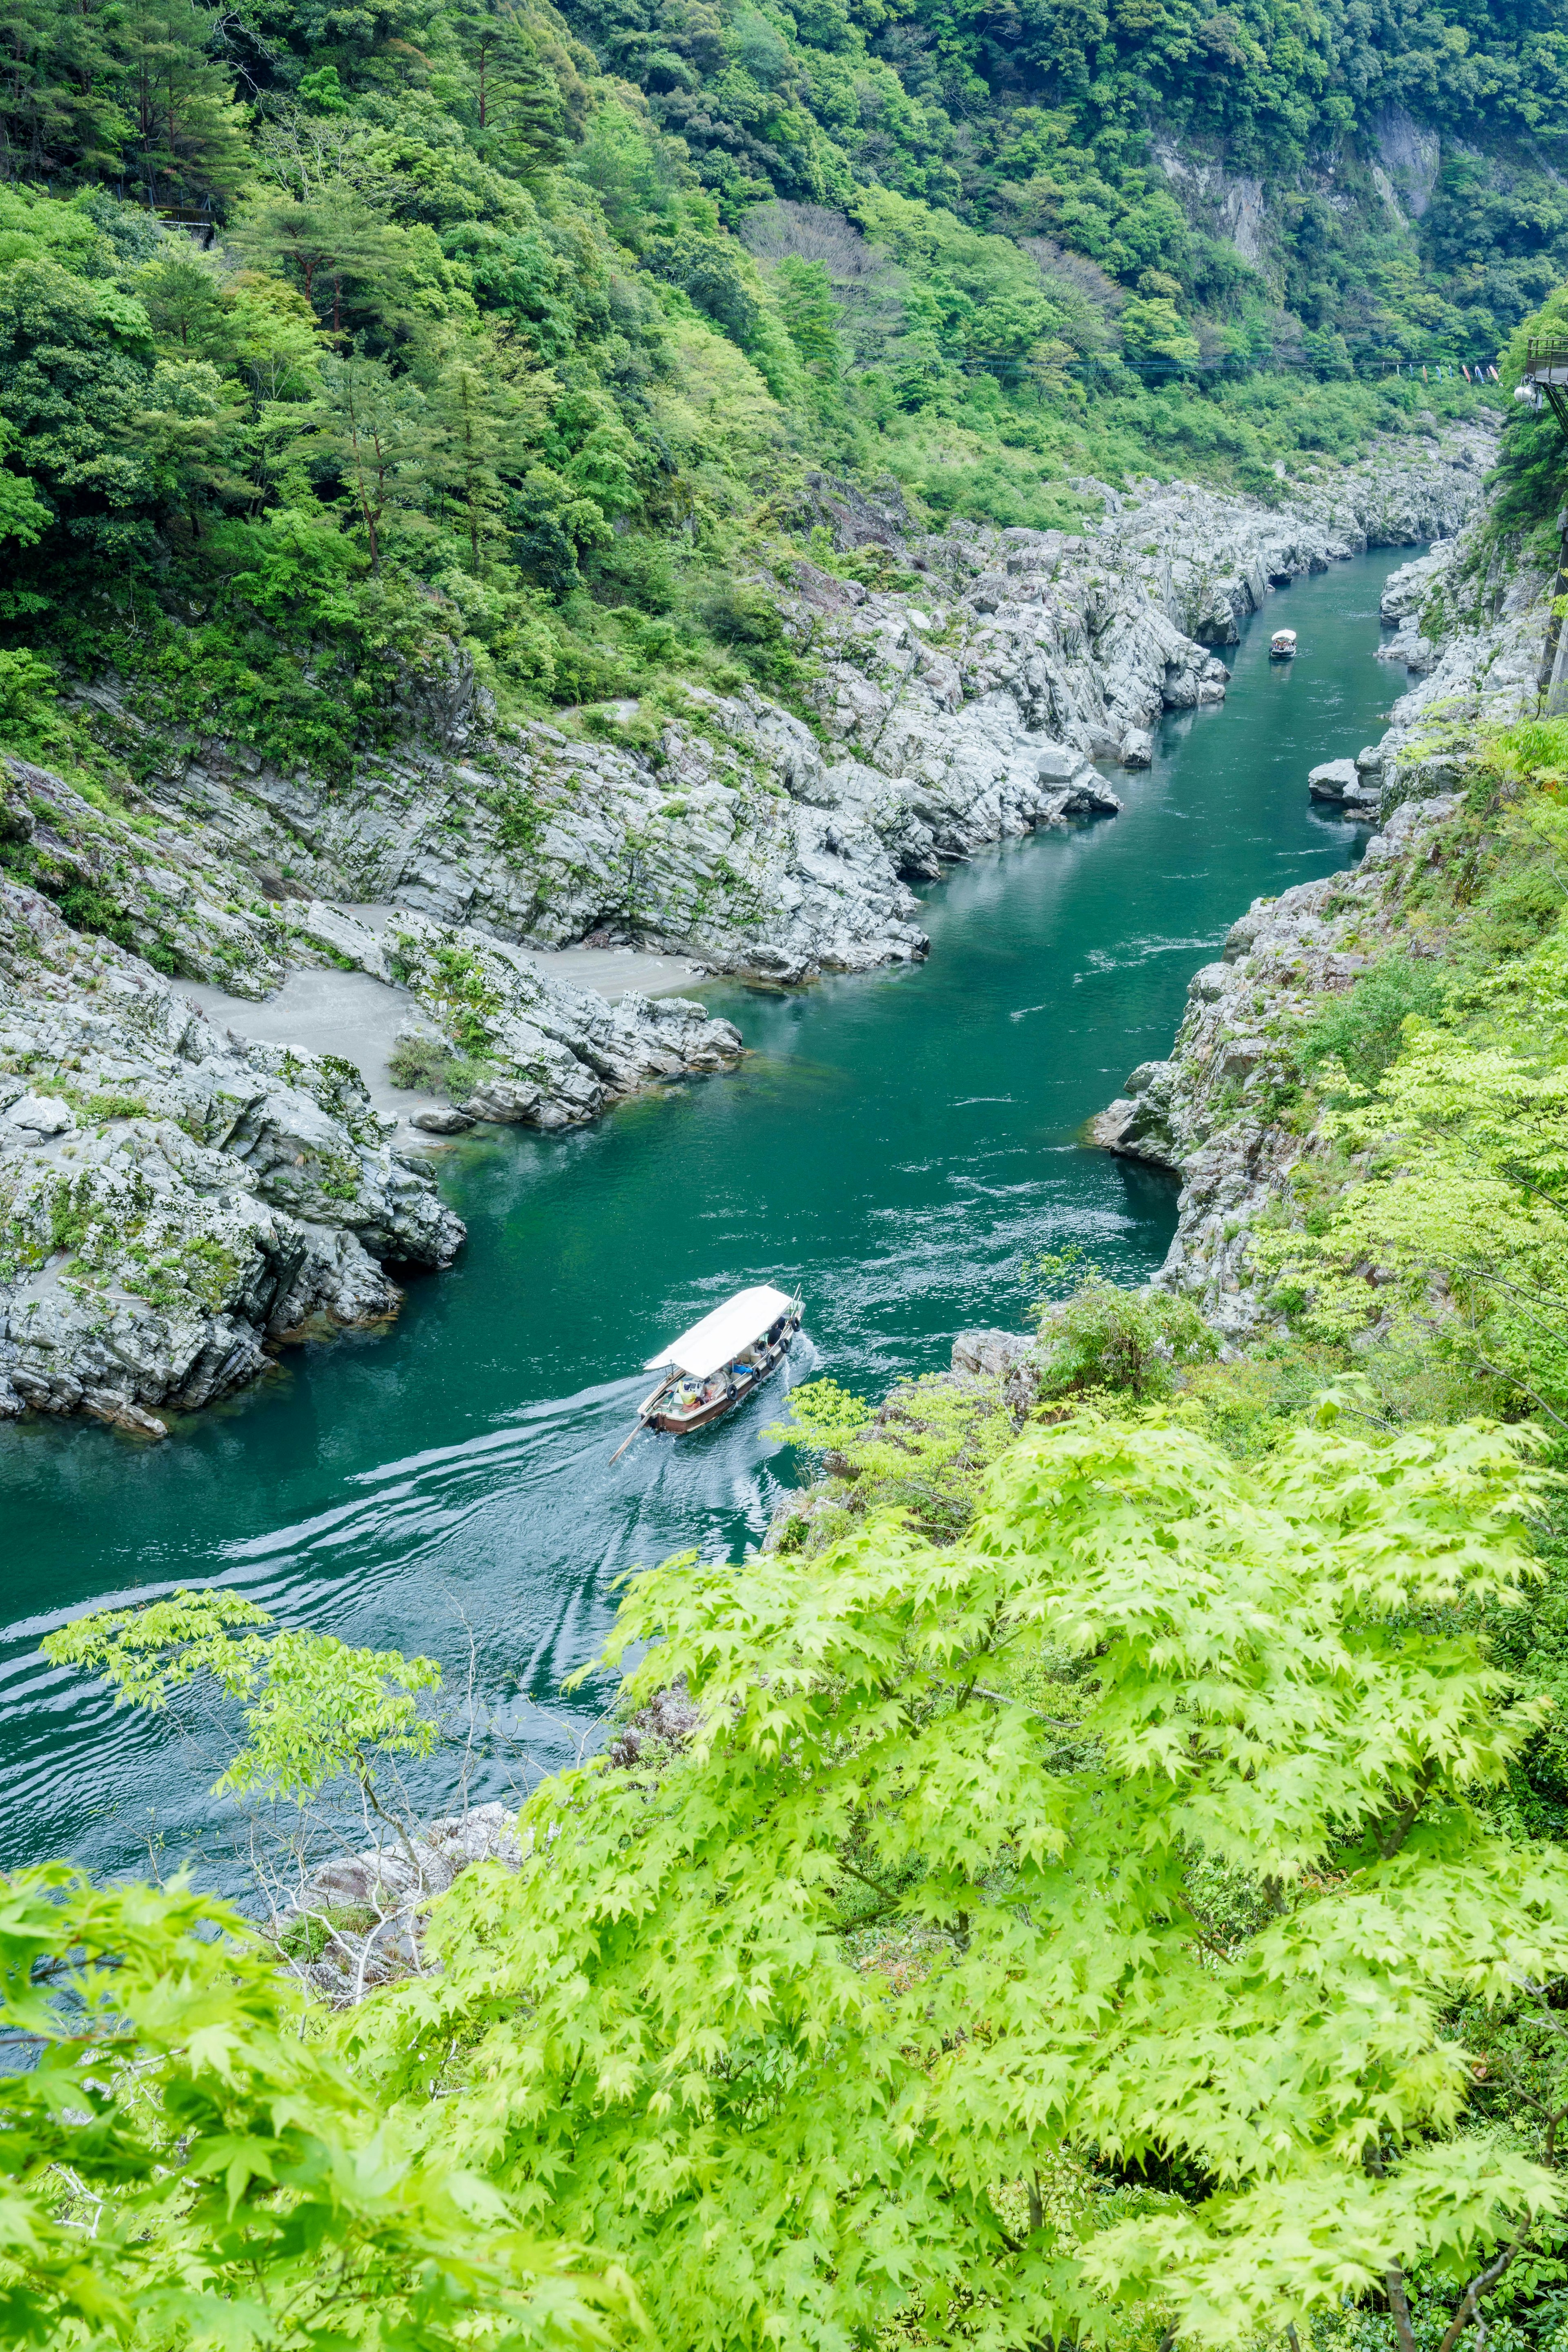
[
  {"xmin": 278, "ymin": 1801, "xmax": 526, "ymax": 2001},
  {"xmin": 1307, "ymin": 756, "xmax": 1381, "ymax": 818},
  {"xmin": 42, "ymin": 429, "xmax": 1491, "ymax": 998},
  {"xmin": 368, "ymin": 906, "xmax": 744, "ymax": 1130},
  {"xmin": 0, "ymin": 425, "xmax": 1496, "ymax": 1423}
]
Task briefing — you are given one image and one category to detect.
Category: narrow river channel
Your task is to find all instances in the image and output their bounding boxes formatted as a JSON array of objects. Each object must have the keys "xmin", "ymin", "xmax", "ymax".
[{"xmin": 0, "ymin": 547, "xmax": 1408, "ymax": 1881}]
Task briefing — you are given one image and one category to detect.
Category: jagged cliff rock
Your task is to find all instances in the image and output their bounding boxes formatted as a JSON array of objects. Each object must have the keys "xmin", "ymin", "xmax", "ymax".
[
  {"xmin": 0, "ymin": 833, "xmax": 747, "ymax": 1427},
  {"xmin": 24, "ymin": 431, "xmax": 1492, "ymax": 1001},
  {"xmin": 0, "ymin": 879, "xmax": 464, "ymax": 1432},
  {"xmin": 1092, "ymin": 514, "xmax": 1546, "ymax": 1339},
  {"xmin": 0, "ymin": 430, "xmax": 1497, "ymax": 1426},
  {"xmin": 781, "ymin": 432, "xmax": 1492, "ymax": 877}
]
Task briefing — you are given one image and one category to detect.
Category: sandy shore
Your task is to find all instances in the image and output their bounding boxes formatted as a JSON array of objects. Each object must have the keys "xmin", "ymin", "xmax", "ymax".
[
  {"xmin": 339, "ymin": 904, "xmax": 711, "ymax": 1002},
  {"xmin": 182, "ymin": 927, "xmax": 718, "ymax": 1144}
]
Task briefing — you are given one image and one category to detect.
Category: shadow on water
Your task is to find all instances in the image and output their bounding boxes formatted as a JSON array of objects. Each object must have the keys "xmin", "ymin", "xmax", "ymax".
[{"xmin": 0, "ymin": 549, "xmax": 1409, "ymax": 1879}]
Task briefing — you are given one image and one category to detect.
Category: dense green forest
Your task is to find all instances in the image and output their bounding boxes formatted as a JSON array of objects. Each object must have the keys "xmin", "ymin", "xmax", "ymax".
[{"xmin": 0, "ymin": 0, "xmax": 1535, "ymax": 779}]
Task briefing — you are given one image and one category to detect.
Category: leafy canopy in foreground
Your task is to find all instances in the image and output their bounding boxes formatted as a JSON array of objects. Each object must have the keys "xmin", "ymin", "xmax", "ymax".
[
  {"xmin": 0, "ymin": 1867, "xmax": 639, "ymax": 2351},
  {"xmin": 345, "ymin": 1408, "xmax": 1568, "ymax": 2352}
]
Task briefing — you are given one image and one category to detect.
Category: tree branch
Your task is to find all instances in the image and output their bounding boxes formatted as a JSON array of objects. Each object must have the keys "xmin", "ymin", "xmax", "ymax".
[{"xmin": 1433, "ymin": 2241, "xmax": 1523, "ymax": 2352}]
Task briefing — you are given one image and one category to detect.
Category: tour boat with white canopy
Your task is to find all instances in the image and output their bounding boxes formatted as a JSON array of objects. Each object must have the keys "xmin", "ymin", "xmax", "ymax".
[
  {"xmin": 610, "ymin": 1283, "xmax": 803, "ymax": 1458},
  {"xmin": 1270, "ymin": 627, "xmax": 1298, "ymax": 659}
]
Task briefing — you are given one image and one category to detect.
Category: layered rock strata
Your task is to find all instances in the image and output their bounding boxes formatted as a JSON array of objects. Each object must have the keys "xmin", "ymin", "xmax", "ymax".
[
  {"xmin": 0, "ymin": 869, "xmax": 746, "ymax": 1427},
  {"xmin": 1093, "ymin": 517, "xmax": 1546, "ymax": 1339},
  {"xmin": 28, "ymin": 430, "xmax": 1491, "ymax": 1000},
  {"xmin": 0, "ymin": 428, "xmax": 1496, "ymax": 1427},
  {"xmin": 0, "ymin": 878, "xmax": 465, "ymax": 1431},
  {"xmin": 298, "ymin": 902, "xmax": 744, "ymax": 1132}
]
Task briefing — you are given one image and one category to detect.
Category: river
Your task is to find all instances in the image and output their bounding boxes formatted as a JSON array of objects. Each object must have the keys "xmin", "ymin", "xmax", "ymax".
[{"xmin": 0, "ymin": 548, "xmax": 1406, "ymax": 1881}]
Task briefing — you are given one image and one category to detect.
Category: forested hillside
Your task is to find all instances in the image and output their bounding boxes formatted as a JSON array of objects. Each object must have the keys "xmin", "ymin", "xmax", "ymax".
[{"xmin": 0, "ymin": 0, "xmax": 1535, "ymax": 786}]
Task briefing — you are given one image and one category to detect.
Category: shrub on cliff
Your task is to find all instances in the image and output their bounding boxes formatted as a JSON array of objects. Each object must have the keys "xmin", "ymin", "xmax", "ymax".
[
  {"xmin": 1296, "ymin": 952, "xmax": 1450, "ymax": 1093},
  {"xmin": 1029, "ymin": 1246, "xmax": 1217, "ymax": 1402}
]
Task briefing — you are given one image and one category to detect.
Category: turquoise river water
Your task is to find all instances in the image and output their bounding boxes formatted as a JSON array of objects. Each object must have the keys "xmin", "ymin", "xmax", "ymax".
[{"xmin": 0, "ymin": 548, "xmax": 1410, "ymax": 1881}]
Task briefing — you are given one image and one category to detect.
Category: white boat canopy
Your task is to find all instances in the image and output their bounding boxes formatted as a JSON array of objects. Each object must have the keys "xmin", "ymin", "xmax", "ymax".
[{"xmin": 645, "ymin": 1284, "xmax": 796, "ymax": 1381}]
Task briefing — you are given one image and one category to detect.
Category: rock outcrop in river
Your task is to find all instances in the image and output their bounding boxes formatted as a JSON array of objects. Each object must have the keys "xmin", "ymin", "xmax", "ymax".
[
  {"xmin": 1093, "ymin": 501, "xmax": 1548, "ymax": 1338},
  {"xmin": 297, "ymin": 901, "xmax": 743, "ymax": 1131}
]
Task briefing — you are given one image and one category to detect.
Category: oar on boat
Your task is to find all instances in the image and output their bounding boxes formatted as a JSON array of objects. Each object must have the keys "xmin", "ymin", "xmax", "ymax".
[{"xmin": 610, "ymin": 1376, "xmax": 674, "ymax": 1463}]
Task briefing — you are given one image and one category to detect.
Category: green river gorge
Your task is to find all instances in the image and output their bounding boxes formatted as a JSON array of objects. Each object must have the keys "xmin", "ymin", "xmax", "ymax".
[{"xmin": 0, "ymin": 548, "xmax": 1408, "ymax": 1881}]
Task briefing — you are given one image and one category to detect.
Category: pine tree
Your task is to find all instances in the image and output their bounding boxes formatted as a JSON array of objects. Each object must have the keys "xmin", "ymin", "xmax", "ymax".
[
  {"xmin": 450, "ymin": 0, "xmax": 568, "ymax": 171},
  {"xmin": 0, "ymin": 0, "xmax": 125, "ymax": 182},
  {"xmin": 114, "ymin": 0, "xmax": 248, "ymax": 207},
  {"xmin": 316, "ymin": 350, "xmax": 441, "ymax": 573},
  {"xmin": 235, "ymin": 190, "xmax": 408, "ymax": 338}
]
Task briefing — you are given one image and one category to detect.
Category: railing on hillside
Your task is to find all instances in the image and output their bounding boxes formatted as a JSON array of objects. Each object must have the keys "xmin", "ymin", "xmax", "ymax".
[{"xmin": 1523, "ymin": 339, "xmax": 1568, "ymax": 437}]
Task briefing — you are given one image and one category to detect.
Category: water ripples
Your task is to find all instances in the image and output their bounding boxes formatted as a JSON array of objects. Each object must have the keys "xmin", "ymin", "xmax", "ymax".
[{"xmin": 0, "ymin": 548, "xmax": 1410, "ymax": 1882}]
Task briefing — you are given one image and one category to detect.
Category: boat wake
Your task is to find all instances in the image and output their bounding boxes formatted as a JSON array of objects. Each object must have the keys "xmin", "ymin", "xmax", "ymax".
[{"xmin": 0, "ymin": 1373, "xmax": 802, "ymax": 1884}]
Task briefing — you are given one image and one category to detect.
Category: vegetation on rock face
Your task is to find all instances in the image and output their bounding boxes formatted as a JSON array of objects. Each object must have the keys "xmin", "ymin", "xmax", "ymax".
[{"xmin": 1246, "ymin": 716, "xmax": 1568, "ymax": 1437}]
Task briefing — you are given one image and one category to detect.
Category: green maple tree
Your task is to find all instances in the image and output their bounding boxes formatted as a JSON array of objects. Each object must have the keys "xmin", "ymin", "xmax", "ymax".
[{"xmin": 332, "ymin": 1404, "xmax": 1568, "ymax": 2352}]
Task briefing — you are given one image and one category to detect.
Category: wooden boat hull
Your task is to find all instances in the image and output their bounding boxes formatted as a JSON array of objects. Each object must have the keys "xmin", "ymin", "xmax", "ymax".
[{"xmin": 645, "ymin": 1314, "xmax": 800, "ymax": 1435}]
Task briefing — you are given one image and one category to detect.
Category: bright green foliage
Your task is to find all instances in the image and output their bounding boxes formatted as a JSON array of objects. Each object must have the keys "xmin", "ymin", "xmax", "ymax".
[
  {"xmin": 1258, "ymin": 728, "xmax": 1568, "ymax": 1428},
  {"xmin": 0, "ymin": 1865, "xmax": 639, "ymax": 2350},
  {"xmin": 0, "ymin": 648, "xmax": 60, "ymax": 750},
  {"xmin": 1262, "ymin": 1022, "xmax": 1568, "ymax": 1417},
  {"xmin": 1029, "ymin": 1246, "xmax": 1218, "ymax": 1401},
  {"xmin": 0, "ymin": 0, "xmax": 1520, "ymax": 812},
  {"xmin": 769, "ymin": 1372, "xmax": 871, "ymax": 1449},
  {"xmin": 772, "ymin": 1369, "xmax": 1021, "ymax": 1543},
  {"xmin": 345, "ymin": 1408, "xmax": 1568, "ymax": 2352},
  {"xmin": 43, "ymin": 1588, "xmax": 442, "ymax": 1804},
  {"xmin": 1297, "ymin": 952, "xmax": 1451, "ymax": 1091},
  {"xmin": 1487, "ymin": 288, "xmax": 1568, "ymax": 540}
]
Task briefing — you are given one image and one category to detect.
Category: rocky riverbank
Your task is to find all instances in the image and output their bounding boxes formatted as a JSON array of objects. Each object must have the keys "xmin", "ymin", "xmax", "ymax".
[
  {"xmin": 0, "ymin": 877, "xmax": 464, "ymax": 1432},
  {"xmin": 1091, "ymin": 501, "xmax": 1550, "ymax": 1339},
  {"xmin": 0, "ymin": 423, "xmax": 1494, "ymax": 1431},
  {"xmin": 36, "ymin": 428, "xmax": 1491, "ymax": 999},
  {"xmin": 0, "ymin": 848, "xmax": 739, "ymax": 1428}
]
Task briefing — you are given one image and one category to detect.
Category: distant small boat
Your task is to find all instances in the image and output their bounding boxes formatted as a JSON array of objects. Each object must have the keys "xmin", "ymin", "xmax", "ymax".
[
  {"xmin": 1271, "ymin": 628, "xmax": 1298, "ymax": 659},
  {"xmin": 610, "ymin": 1284, "xmax": 802, "ymax": 1459}
]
